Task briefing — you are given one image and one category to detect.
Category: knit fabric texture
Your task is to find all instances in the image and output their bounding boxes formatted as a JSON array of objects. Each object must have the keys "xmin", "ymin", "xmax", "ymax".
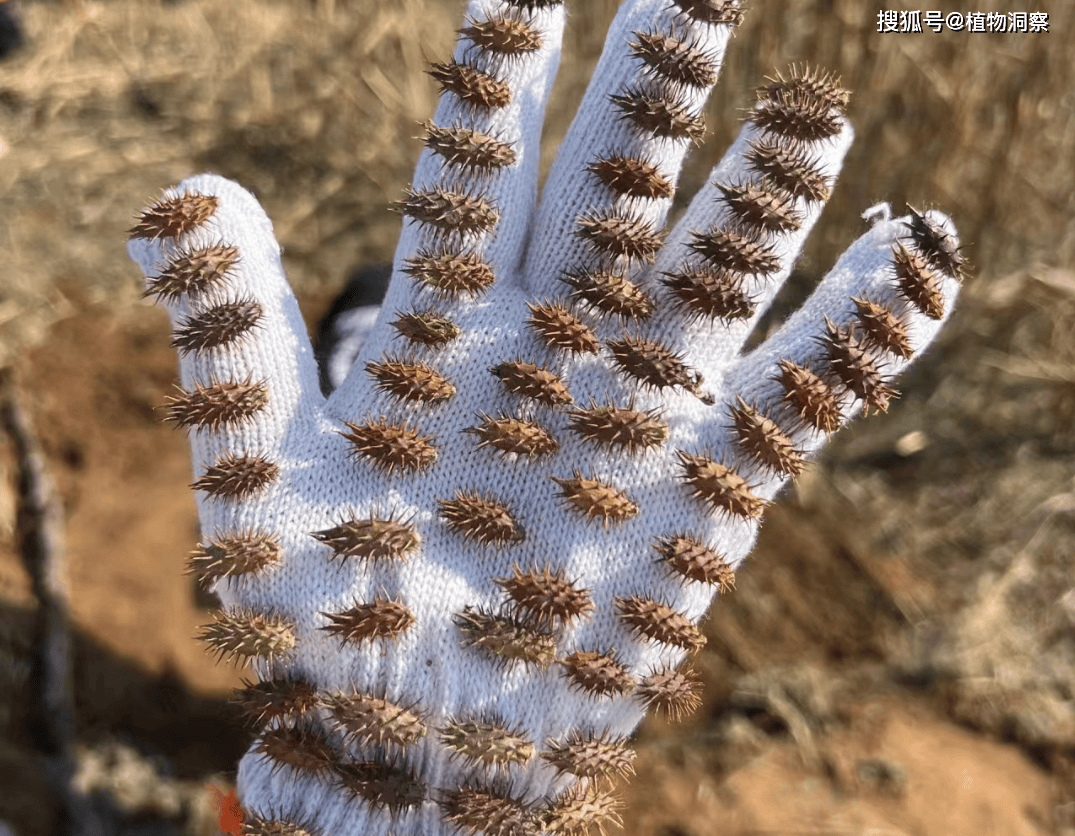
[{"xmin": 125, "ymin": 1, "xmax": 965, "ymax": 834}]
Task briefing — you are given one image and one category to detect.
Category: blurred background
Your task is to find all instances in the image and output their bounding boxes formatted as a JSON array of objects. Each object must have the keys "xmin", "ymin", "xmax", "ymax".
[{"xmin": 0, "ymin": 0, "xmax": 1072, "ymax": 834}]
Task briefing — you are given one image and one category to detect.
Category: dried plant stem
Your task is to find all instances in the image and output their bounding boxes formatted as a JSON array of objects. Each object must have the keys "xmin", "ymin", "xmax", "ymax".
[{"xmin": 0, "ymin": 368, "xmax": 104, "ymax": 836}]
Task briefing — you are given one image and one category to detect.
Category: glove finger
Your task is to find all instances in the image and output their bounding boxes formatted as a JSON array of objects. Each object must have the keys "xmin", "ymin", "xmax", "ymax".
[
  {"xmin": 520, "ymin": 0, "xmax": 740, "ymax": 299},
  {"xmin": 313, "ymin": 264, "xmax": 392, "ymax": 395},
  {"xmin": 637, "ymin": 69, "xmax": 853, "ymax": 396},
  {"xmin": 128, "ymin": 173, "xmax": 325, "ymax": 508},
  {"xmin": 317, "ymin": 303, "xmax": 381, "ymax": 396},
  {"xmin": 393, "ymin": 0, "xmax": 567, "ymax": 288},
  {"xmin": 689, "ymin": 208, "xmax": 962, "ymax": 514},
  {"xmin": 327, "ymin": 2, "xmax": 567, "ymax": 421}
]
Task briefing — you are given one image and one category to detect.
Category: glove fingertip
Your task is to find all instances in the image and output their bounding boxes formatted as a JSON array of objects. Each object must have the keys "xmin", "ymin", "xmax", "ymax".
[{"xmin": 129, "ymin": 173, "xmax": 325, "ymax": 502}]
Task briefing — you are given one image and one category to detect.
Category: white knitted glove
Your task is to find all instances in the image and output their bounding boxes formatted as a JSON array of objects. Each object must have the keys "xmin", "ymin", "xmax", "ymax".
[{"xmin": 127, "ymin": 1, "xmax": 964, "ymax": 834}]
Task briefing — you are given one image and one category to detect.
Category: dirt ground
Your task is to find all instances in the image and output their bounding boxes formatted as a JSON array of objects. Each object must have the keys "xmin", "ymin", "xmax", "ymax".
[{"xmin": 1, "ymin": 1, "xmax": 1073, "ymax": 835}]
